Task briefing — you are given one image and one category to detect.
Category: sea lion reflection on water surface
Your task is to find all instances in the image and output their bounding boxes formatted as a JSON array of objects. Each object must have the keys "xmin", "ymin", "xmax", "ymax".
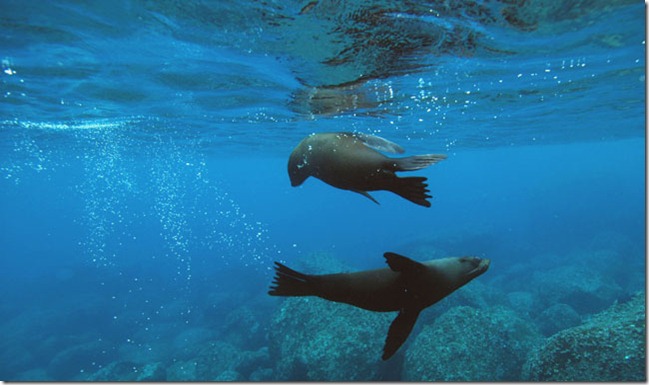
[
  {"xmin": 269, "ymin": 252, "xmax": 490, "ymax": 360},
  {"xmin": 288, "ymin": 132, "xmax": 447, "ymax": 207}
]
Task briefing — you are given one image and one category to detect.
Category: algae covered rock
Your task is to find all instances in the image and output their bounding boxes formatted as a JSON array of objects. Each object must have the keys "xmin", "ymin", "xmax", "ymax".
[
  {"xmin": 86, "ymin": 361, "xmax": 166, "ymax": 381},
  {"xmin": 214, "ymin": 369, "xmax": 242, "ymax": 381},
  {"xmin": 494, "ymin": 249, "xmax": 629, "ymax": 317},
  {"xmin": 47, "ymin": 339, "xmax": 115, "ymax": 379},
  {"xmin": 166, "ymin": 341, "xmax": 270, "ymax": 381},
  {"xmin": 531, "ymin": 264, "xmax": 623, "ymax": 314},
  {"xmin": 403, "ymin": 305, "xmax": 543, "ymax": 381},
  {"xmin": 218, "ymin": 305, "xmax": 264, "ymax": 349},
  {"xmin": 523, "ymin": 292, "xmax": 645, "ymax": 381},
  {"xmin": 415, "ymin": 280, "xmax": 502, "ymax": 328},
  {"xmin": 171, "ymin": 327, "xmax": 217, "ymax": 359},
  {"xmin": 536, "ymin": 303, "xmax": 581, "ymax": 336},
  {"xmin": 269, "ymin": 296, "xmax": 392, "ymax": 381},
  {"xmin": 166, "ymin": 341, "xmax": 240, "ymax": 381}
]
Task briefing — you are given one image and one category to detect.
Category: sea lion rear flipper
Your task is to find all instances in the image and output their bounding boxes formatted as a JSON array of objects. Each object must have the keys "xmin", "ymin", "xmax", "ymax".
[
  {"xmin": 382, "ymin": 306, "xmax": 422, "ymax": 360},
  {"xmin": 268, "ymin": 262, "xmax": 314, "ymax": 296},
  {"xmin": 354, "ymin": 133, "xmax": 405, "ymax": 154},
  {"xmin": 393, "ymin": 154, "xmax": 447, "ymax": 171},
  {"xmin": 386, "ymin": 176, "xmax": 432, "ymax": 208},
  {"xmin": 353, "ymin": 190, "xmax": 380, "ymax": 205}
]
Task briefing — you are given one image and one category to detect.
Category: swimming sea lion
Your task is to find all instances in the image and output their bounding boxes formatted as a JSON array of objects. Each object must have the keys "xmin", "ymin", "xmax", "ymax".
[
  {"xmin": 288, "ymin": 132, "xmax": 447, "ymax": 207},
  {"xmin": 268, "ymin": 252, "xmax": 490, "ymax": 360}
]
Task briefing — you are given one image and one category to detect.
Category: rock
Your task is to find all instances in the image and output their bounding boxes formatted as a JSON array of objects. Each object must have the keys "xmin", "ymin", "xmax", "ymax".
[
  {"xmin": 164, "ymin": 340, "xmax": 270, "ymax": 381},
  {"xmin": 530, "ymin": 264, "xmax": 622, "ymax": 314},
  {"xmin": 269, "ymin": 296, "xmax": 392, "ymax": 381},
  {"xmin": 403, "ymin": 306, "xmax": 543, "ymax": 381},
  {"xmin": 535, "ymin": 303, "xmax": 581, "ymax": 336},
  {"xmin": 0, "ymin": 345, "xmax": 33, "ymax": 379},
  {"xmin": 164, "ymin": 338, "xmax": 271, "ymax": 381},
  {"xmin": 87, "ymin": 361, "xmax": 137, "ymax": 381},
  {"xmin": 506, "ymin": 291, "xmax": 535, "ymax": 317},
  {"xmin": 166, "ymin": 341, "xmax": 241, "ymax": 381},
  {"xmin": 137, "ymin": 362, "xmax": 167, "ymax": 381},
  {"xmin": 47, "ymin": 339, "xmax": 115, "ymax": 379},
  {"xmin": 523, "ymin": 292, "xmax": 645, "ymax": 381},
  {"xmin": 214, "ymin": 369, "xmax": 242, "ymax": 381},
  {"xmin": 493, "ymin": 248, "xmax": 633, "ymax": 316},
  {"xmin": 166, "ymin": 360, "xmax": 198, "ymax": 381},
  {"xmin": 416, "ymin": 281, "xmax": 506, "ymax": 336},
  {"xmin": 13, "ymin": 368, "xmax": 51, "ymax": 381},
  {"xmin": 237, "ymin": 347, "xmax": 271, "ymax": 379},
  {"xmin": 171, "ymin": 327, "xmax": 217, "ymax": 359},
  {"xmin": 86, "ymin": 361, "xmax": 165, "ymax": 381},
  {"xmin": 219, "ymin": 306, "xmax": 263, "ymax": 349},
  {"xmin": 249, "ymin": 367, "xmax": 274, "ymax": 381}
]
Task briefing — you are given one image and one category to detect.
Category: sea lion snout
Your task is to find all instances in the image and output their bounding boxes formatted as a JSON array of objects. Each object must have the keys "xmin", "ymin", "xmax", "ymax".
[
  {"xmin": 463, "ymin": 256, "xmax": 490, "ymax": 278},
  {"xmin": 289, "ymin": 173, "xmax": 306, "ymax": 186},
  {"xmin": 288, "ymin": 151, "xmax": 310, "ymax": 186}
]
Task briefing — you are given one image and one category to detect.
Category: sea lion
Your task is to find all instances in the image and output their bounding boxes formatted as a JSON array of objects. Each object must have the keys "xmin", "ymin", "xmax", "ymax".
[
  {"xmin": 287, "ymin": 132, "xmax": 447, "ymax": 207},
  {"xmin": 268, "ymin": 252, "xmax": 490, "ymax": 360}
]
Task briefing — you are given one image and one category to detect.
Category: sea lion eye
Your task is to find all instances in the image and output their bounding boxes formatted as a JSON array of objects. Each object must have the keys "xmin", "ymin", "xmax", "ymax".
[{"xmin": 459, "ymin": 256, "xmax": 477, "ymax": 265}]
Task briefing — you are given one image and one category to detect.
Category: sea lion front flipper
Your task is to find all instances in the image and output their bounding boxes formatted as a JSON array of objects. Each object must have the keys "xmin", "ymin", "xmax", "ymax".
[
  {"xmin": 384, "ymin": 252, "xmax": 427, "ymax": 274},
  {"xmin": 382, "ymin": 306, "xmax": 422, "ymax": 360},
  {"xmin": 354, "ymin": 133, "xmax": 405, "ymax": 154},
  {"xmin": 353, "ymin": 190, "xmax": 380, "ymax": 205}
]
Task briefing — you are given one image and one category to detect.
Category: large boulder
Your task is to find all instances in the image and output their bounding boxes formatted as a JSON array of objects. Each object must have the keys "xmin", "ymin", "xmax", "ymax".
[
  {"xmin": 493, "ymin": 247, "xmax": 632, "ymax": 318},
  {"xmin": 417, "ymin": 280, "xmax": 505, "ymax": 327},
  {"xmin": 171, "ymin": 327, "xmax": 217, "ymax": 360},
  {"xmin": 530, "ymin": 264, "xmax": 623, "ymax": 314},
  {"xmin": 403, "ymin": 306, "xmax": 543, "ymax": 381},
  {"xmin": 523, "ymin": 292, "xmax": 645, "ymax": 381},
  {"xmin": 535, "ymin": 303, "xmax": 581, "ymax": 336},
  {"xmin": 47, "ymin": 339, "xmax": 116, "ymax": 380},
  {"xmin": 166, "ymin": 341, "xmax": 270, "ymax": 381},
  {"xmin": 218, "ymin": 305, "xmax": 265, "ymax": 349},
  {"xmin": 269, "ymin": 296, "xmax": 393, "ymax": 381},
  {"xmin": 86, "ymin": 361, "xmax": 166, "ymax": 381}
]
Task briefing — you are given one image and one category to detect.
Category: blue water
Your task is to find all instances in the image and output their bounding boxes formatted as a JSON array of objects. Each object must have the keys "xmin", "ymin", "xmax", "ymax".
[{"xmin": 0, "ymin": 0, "xmax": 645, "ymax": 381}]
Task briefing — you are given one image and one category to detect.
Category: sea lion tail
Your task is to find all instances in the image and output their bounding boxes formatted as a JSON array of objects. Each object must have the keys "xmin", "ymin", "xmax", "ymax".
[
  {"xmin": 394, "ymin": 154, "xmax": 447, "ymax": 171},
  {"xmin": 388, "ymin": 177, "xmax": 432, "ymax": 207},
  {"xmin": 268, "ymin": 262, "xmax": 315, "ymax": 297}
]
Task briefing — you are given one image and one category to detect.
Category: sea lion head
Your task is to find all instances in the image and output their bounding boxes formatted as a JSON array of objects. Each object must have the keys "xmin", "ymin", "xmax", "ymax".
[
  {"xmin": 287, "ymin": 143, "xmax": 312, "ymax": 186},
  {"xmin": 426, "ymin": 256, "xmax": 490, "ymax": 289}
]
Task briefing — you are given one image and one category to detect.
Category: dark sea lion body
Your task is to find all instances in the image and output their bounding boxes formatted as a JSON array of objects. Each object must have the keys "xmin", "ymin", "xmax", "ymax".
[
  {"xmin": 269, "ymin": 252, "xmax": 490, "ymax": 360},
  {"xmin": 288, "ymin": 132, "xmax": 446, "ymax": 207}
]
